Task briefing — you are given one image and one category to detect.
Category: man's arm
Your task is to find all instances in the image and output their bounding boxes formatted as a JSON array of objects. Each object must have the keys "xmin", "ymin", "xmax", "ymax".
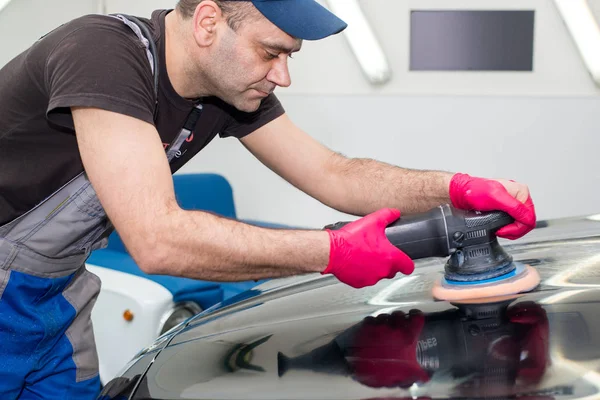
[
  {"xmin": 72, "ymin": 107, "xmax": 330, "ymax": 281},
  {"xmin": 241, "ymin": 114, "xmax": 536, "ymax": 239},
  {"xmin": 241, "ymin": 114, "xmax": 453, "ymax": 216}
]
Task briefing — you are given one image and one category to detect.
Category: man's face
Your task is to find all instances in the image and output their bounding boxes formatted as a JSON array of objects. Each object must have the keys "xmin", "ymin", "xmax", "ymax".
[{"xmin": 204, "ymin": 13, "xmax": 302, "ymax": 112}]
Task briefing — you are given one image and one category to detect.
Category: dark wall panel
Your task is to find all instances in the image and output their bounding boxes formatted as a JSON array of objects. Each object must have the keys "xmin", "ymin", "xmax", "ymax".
[{"xmin": 410, "ymin": 10, "xmax": 535, "ymax": 71}]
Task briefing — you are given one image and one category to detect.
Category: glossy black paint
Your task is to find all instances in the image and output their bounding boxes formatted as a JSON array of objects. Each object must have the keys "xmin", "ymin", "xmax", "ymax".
[{"xmin": 100, "ymin": 215, "xmax": 600, "ymax": 400}]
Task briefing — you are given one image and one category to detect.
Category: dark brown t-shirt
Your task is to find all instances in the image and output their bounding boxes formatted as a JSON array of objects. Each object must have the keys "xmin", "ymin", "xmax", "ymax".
[{"xmin": 0, "ymin": 9, "xmax": 284, "ymax": 225}]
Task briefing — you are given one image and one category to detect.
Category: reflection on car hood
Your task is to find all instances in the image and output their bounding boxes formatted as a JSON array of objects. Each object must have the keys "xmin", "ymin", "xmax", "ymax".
[{"xmin": 133, "ymin": 215, "xmax": 600, "ymax": 400}]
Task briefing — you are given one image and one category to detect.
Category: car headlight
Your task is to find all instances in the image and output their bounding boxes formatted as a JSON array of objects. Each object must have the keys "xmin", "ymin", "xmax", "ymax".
[{"xmin": 159, "ymin": 301, "xmax": 202, "ymax": 335}]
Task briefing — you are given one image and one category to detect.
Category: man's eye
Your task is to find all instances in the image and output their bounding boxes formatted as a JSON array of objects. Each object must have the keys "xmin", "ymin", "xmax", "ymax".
[{"xmin": 265, "ymin": 52, "xmax": 278, "ymax": 60}]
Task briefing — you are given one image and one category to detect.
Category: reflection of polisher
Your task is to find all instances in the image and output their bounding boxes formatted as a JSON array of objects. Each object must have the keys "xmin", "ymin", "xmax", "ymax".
[
  {"xmin": 225, "ymin": 335, "xmax": 273, "ymax": 372},
  {"xmin": 326, "ymin": 204, "xmax": 540, "ymax": 301},
  {"xmin": 277, "ymin": 301, "xmax": 550, "ymax": 393}
]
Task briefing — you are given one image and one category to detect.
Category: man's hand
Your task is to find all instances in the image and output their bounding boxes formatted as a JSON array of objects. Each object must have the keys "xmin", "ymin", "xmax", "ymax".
[
  {"xmin": 322, "ymin": 208, "xmax": 414, "ymax": 288},
  {"xmin": 449, "ymin": 173, "xmax": 536, "ymax": 240}
]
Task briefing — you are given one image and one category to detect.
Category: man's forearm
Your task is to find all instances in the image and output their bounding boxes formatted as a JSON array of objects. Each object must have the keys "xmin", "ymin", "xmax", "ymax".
[
  {"xmin": 141, "ymin": 208, "xmax": 330, "ymax": 281},
  {"xmin": 324, "ymin": 154, "xmax": 454, "ymax": 216}
]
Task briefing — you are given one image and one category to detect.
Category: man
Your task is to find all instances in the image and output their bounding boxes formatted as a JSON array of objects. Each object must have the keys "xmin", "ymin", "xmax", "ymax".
[{"xmin": 0, "ymin": 0, "xmax": 535, "ymax": 398}]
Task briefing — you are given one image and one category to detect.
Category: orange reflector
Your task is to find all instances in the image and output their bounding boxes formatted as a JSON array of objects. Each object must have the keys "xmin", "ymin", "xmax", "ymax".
[{"xmin": 123, "ymin": 309, "xmax": 134, "ymax": 322}]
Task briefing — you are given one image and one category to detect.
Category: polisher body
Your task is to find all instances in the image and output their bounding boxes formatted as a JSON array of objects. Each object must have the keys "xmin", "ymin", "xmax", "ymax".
[{"xmin": 327, "ymin": 204, "xmax": 541, "ymax": 300}]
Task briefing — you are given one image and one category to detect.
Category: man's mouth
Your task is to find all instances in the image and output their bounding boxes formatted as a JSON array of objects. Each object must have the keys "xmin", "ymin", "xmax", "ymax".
[
  {"xmin": 251, "ymin": 86, "xmax": 275, "ymax": 97},
  {"xmin": 255, "ymin": 89, "xmax": 271, "ymax": 96}
]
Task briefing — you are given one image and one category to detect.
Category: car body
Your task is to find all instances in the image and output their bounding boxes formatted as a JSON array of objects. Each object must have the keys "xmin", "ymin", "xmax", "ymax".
[
  {"xmin": 98, "ymin": 212, "xmax": 600, "ymax": 399},
  {"xmin": 88, "ymin": 173, "xmax": 295, "ymax": 384},
  {"xmin": 86, "ymin": 259, "xmax": 261, "ymax": 384}
]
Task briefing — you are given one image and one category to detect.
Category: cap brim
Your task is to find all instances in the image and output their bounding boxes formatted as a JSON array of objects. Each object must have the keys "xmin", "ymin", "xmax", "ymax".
[{"xmin": 252, "ymin": 0, "xmax": 347, "ymax": 40}]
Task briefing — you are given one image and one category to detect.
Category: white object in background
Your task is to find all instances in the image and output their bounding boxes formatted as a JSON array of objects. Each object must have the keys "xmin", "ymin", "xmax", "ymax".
[
  {"xmin": 87, "ymin": 264, "xmax": 174, "ymax": 384},
  {"xmin": 554, "ymin": 0, "xmax": 600, "ymax": 86},
  {"xmin": 0, "ymin": 0, "xmax": 12, "ymax": 14},
  {"xmin": 96, "ymin": 0, "xmax": 107, "ymax": 15},
  {"xmin": 325, "ymin": 0, "xmax": 391, "ymax": 85}
]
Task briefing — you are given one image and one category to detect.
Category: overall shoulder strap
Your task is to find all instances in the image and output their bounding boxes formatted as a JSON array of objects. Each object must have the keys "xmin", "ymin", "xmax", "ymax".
[
  {"xmin": 110, "ymin": 14, "xmax": 159, "ymax": 118},
  {"xmin": 109, "ymin": 13, "xmax": 203, "ymax": 162}
]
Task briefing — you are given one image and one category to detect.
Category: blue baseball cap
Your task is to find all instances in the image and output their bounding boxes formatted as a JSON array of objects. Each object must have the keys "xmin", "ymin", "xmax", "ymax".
[{"xmin": 226, "ymin": 0, "xmax": 347, "ymax": 40}]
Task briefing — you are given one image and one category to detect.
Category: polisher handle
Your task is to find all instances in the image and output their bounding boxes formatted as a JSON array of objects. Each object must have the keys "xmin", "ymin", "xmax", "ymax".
[
  {"xmin": 324, "ymin": 206, "xmax": 515, "ymax": 261},
  {"xmin": 324, "ymin": 206, "xmax": 450, "ymax": 259},
  {"xmin": 463, "ymin": 210, "xmax": 514, "ymax": 231}
]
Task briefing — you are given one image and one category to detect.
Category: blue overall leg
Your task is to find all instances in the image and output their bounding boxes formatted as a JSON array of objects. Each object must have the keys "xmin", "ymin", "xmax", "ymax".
[{"xmin": 0, "ymin": 269, "xmax": 101, "ymax": 399}]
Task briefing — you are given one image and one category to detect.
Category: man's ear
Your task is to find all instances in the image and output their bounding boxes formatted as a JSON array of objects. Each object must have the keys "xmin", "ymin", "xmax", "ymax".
[{"xmin": 191, "ymin": 0, "xmax": 222, "ymax": 45}]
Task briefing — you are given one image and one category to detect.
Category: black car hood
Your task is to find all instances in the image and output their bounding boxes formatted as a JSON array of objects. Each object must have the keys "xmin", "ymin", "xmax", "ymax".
[{"xmin": 132, "ymin": 215, "xmax": 600, "ymax": 400}]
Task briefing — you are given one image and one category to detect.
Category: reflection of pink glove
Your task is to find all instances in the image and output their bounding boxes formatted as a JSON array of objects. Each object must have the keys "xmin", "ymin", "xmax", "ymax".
[
  {"xmin": 489, "ymin": 302, "xmax": 550, "ymax": 387},
  {"xmin": 322, "ymin": 208, "xmax": 414, "ymax": 288},
  {"xmin": 507, "ymin": 302, "xmax": 550, "ymax": 385},
  {"xmin": 449, "ymin": 173, "xmax": 536, "ymax": 240},
  {"xmin": 349, "ymin": 311, "xmax": 430, "ymax": 388}
]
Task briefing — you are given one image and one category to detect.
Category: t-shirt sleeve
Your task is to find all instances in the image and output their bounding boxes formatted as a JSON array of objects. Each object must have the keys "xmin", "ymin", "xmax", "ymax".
[
  {"xmin": 219, "ymin": 93, "xmax": 285, "ymax": 139},
  {"xmin": 45, "ymin": 24, "xmax": 155, "ymax": 132}
]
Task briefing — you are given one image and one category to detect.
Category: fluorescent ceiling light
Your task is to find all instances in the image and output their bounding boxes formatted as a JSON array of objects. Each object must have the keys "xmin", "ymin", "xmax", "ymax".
[
  {"xmin": 325, "ymin": 0, "xmax": 392, "ymax": 85},
  {"xmin": 554, "ymin": 0, "xmax": 600, "ymax": 86}
]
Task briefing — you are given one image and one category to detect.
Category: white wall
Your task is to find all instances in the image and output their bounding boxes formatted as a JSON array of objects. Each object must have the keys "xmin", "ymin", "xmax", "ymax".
[
  {"xmin": 180, "ymin": 0, "xmax": 600, "ymax": 227},
  {"xmin": 282, "ymin": 0, "xmax": 600, "ymax": 97},
  {"xmin": 1, "ymin": 0, "xmax": 599, "ymax": 228},
  {"xmin": 180, "ymin": 94, "xmax": 600, "ymax": 228},
  {"xmin": 0, "ymin": 0, "xmax": 98, "ymax": 67}
]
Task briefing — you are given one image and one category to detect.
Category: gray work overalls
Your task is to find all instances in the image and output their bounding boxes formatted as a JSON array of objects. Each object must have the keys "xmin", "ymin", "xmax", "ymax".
[{"xmin": 0, "ymin": 15, "xmax": 202, "ymax": 399}]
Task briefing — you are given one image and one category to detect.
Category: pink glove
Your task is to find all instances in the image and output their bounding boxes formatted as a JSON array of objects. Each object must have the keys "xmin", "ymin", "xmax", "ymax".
[
  {"xmin": 449, "ymin": 173, "xmax": 536, "ymax": 240},
  {"xmin": 322, "ymin": 208, "xmax": 415, "ymax": 288}
]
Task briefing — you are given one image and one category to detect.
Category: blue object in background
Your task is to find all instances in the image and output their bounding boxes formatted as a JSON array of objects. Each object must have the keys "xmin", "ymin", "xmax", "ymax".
[{"xmin": 87, "ymin": 173, "xmax": 296, "ymax": 309}]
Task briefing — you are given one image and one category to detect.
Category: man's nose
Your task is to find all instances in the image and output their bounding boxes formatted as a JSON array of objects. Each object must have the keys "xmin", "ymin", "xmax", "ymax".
[{"xmin": 267, "ymin": 55, "xmax": 291, "ymax": 88}]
